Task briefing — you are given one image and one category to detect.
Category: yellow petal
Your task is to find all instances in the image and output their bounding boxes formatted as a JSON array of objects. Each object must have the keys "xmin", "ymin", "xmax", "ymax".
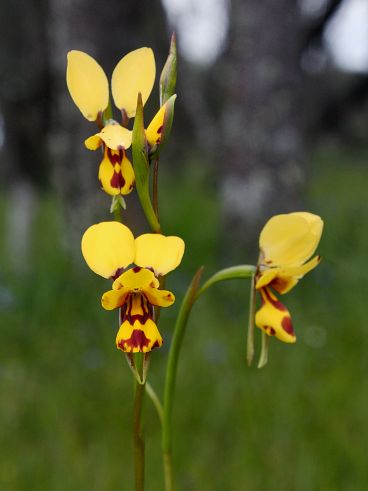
[
  {"xmin": 259, "ymin": 212, "xmax": 323, "ymax": 267},
  {"xmin": 101, "ymin": 288, "xmax": 130, "ymax": 310},
  {"xmin": 98, "ymin": 148, "xmax": 134, "ymax": 196},
  {"xmin": 116, "ymin": 319, "xmax": 163, "ymax": 352},
  {"xmin": 112, "ymin": 267, "xmax": 159, "ymax": 291},
  {"xmin": 98, "ymin": 152, "xmax": 119, "ymax": 196},
  {"xmin": 66, "ymin": 50, "xmax": 109, "ymax": 121},
  {"xmin": 273, "ymin": 255, "xmax": 321, "ymax": 293},
  {"xmin": 97, "ymin": 123, "xmax": 132, "ymax": 150},
  {"xmin": 120, "ymin": 154, "xmax": 135, "ymax": 195},
  {"xmin": 255, "ymin": 288, "xmax": 296, "ymax": 343},
  {"xmin": 85, "ymin": 134, "xmax": 102, "ymax": 150},
  {"xmin": 134, "ymin": 234, "xmax": 185, "ymax": 276},
  {"xmin": 256, "ymin": 255, "xmax": 321, "ymax": 293},
  {"xmin": 111, "ymin": 47, "xmax": 156, "ymax": 118},
  {"xmin": 146, "ymin": 106, "xmax": 165, "ymax": 148},
  {"xmin": 144, "ymin": 287, "xmax": 175, "ymax": 307},
  {"xmin": 146, "ymin": 94, "xmax": 176, "ymax": 150},
  {"xmin": 81, "ymin": 222, "xmax": 135, "ymax": 278},
  {"xmin": 255, "ymin": 268, "xmax": 279, "ymax": 290}
]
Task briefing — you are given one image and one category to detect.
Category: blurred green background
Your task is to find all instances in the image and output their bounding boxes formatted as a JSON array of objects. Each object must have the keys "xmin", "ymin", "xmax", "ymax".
[{"xmin": 1, "ymin": 0, "xmax": 368, "ymax": 490}]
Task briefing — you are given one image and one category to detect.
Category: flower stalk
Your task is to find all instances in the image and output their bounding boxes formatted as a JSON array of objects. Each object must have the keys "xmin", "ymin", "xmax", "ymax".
[{"xmin": 162, "ymin": 266, "xmax": 204, "ymax": 491}]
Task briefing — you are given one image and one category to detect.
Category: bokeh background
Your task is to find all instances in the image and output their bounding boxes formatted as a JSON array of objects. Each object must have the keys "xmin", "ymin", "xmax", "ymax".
[{"xmin": 1, "ymin": 0, "xmax": 368, "ymax": 489}]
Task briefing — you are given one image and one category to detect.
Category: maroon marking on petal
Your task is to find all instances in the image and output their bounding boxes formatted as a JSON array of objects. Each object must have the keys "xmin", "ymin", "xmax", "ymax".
[
  {"xmin": 281, "ymin": 316, "xmax": 295, "ymax": 336},
  {"xmin": 263, "ymin": 325, "xmax": 276, "ymax": 336},
  {"xmin": 151, "ymin": 339, "xmax": 162, "ymax": 350},
  {"xmin": 263, "ymin": 288, "xmax": 287, "ymax": 311},
  {"xmin": 111, "ymin": 267, "xmax": 124, "ymax": 280},
  {"xmin": 157, "ymin": 125, "xmax": 163, "ymax": 134},
  {"xmin": 110, "ymin": 170, "xmax": 126, "ymax": 189},
  {"xmin": 133, "ymin": 266, "xmax": 141, "ymax": 273},
  {"xmin": 117, "ymin": 145, "xmax": 125, "ymax": 151},
  {"xmin": 271, "ymin": 277, "xmax": 289, "ymax": 292},
  {"xmin": 118, "ymin": 329, "xmax": 150, "ymax": 351},
  {"xmin": 121, "ymin": 293, "xmax": 153, "ymax": 324},
  {"xmin": 107, "ymin": 148, "xmax": 123, "ymax": 165}
]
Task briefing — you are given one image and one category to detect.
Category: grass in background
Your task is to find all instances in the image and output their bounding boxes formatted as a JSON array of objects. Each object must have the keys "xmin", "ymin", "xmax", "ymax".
[{"xmin": 1, "ymin": 146, "xmax": 368, "ymax": 490}]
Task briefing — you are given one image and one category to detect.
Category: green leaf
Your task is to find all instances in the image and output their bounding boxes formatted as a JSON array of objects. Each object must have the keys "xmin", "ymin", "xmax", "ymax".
[
  {"xmin": 196, "ymin": 264, "xmax": 256, "ymax": 298},
  {"xmin": 132, "ymin": 93, "xmax": 161, "ymax": 232}
]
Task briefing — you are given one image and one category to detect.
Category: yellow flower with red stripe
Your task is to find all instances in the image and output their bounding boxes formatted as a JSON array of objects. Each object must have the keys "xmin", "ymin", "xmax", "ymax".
[
  {"xmin": 81, "ymin": 222, "xmax": 184, "ymax": 352},
  {"xmin": 66, "ymin": 49, "xmax": 176, "ymax": 196},
  {"xmin": 255, "ymin": 212, "xmax": 323, "ymax": 343}
]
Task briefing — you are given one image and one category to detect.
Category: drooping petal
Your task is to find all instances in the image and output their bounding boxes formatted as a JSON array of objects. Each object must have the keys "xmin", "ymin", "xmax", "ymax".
[
  {"xmin": 259, "ymin": 212, "xmax": 323, "ymax": 268},
  {"xmin": 66, "ymin": 50, "xmax": 109, "ymax": 121},
  {"xmin": 98, "ymin": 152, "xmax": 120, "ymax": 196},
  {"xmin": 101, "ymin": 288, "xmax": 130, "ymax": 310},
  {"xmin": 116, "ymin": 319, "xmax": 163, "ymax": 352},
  {"xmin": 111, "ymin": 47, "xmax": 156, "ymax": 118},
  {"xmin": 97, "ymin": 123, "xmax": 132, "ymax": 150},
  {"xmin": 112, "ymin": 267, "xmax": 159, "ymax": 291},
  {"xmin": 98, "ymin": 148, "xmax": 134, "ymax": 196},
  {"xmin": 81, "ymin": 222, "xmax": 135, "ymax": 278},
  {"xmin": 134, "ymin": 234, "xmax": 185, "ymax": 276},
  {"xmin": 120, "ymin": 154, "xmax": 135, "ymax": 195},
  {"xmin": 85, "ymin": 133, "xmax": 103, "ymax": 150},
  {"xmin": 144, "ymin": 287, "xmax": 175, "ymax": 307},
  {"xmin": 255, "ymin": 288, "xmax": 296, "ymax": 343}
]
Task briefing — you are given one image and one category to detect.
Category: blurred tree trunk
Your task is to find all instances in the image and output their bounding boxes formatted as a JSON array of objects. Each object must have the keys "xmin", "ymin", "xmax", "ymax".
[
  {"xmin": 217, "ymin": 0, "xmax": 306, "ymax": 251},
  {"xmin": 48, "ymin": 0, "xmax": 169, "ymax": 239}
]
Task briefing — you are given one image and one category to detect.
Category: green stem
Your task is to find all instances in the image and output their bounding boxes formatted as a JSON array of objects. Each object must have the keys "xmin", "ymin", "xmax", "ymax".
[
  {"xmin": 133, "ymin": 377, "xmax": 145, "ymax": 491},
  {"xmin": 258, "ymin": 332, "xmax": 269, "ymax": 368},
  {"xmin": 153, "ymin": 157, "xmax": 159, "ymax": 220},
  {"xmin": 145, "ymin": 382, "xmax": 164, "ymax": 425},
  {"xmin": 247, "ymin": 274, "xmax": 256, "ymax": 366},
  {"xmin": 162, "ymin": 267, "xmax": 204, "ymax": 491}
]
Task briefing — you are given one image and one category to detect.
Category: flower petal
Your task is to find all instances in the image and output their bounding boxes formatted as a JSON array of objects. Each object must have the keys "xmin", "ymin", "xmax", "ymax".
[
  {"xmin": 111, "ymin": 47, "xmax": 156, "ymax": 118},
  {"xmin": 272, "ymin": 255, "xmax": 321, "ymax": 293},
  {"xmin": 134, "ymin": 234, "xmax": 185, "ymax": 276},
  {"xmin": 120, "ymin": 154, "xmax": 135, "ymax": 195},
  {"xmin": 145, "ymin": 105, "xmax": 165, "ymax": 148},
  {"xmin": 259, "ymin": 212, "xmax": 323, "ymax": 267},
  {"xmin": 255, "ymin": 288, "xmax": 296, "ymax": 343},
  {"xmin": 66, "ymin": 50, "xmax": 109, "ymax": 121},
  {"xmin": 98, "ymin": 123, "xmax": 132, "ymax": 150},
  {"xmin": 116, "ymin": 319, "xmax": 163, "ymax": 352},
  {"xmin": 85, "ymin": 134, "xmax": 103, "ymax": 150},
  {"xmin": 146, "ymin": 94, "xmax": 176, "ymax": 152},
  {"xmin": 81, "ymin": 222, "xmax": 135, "ymax": 278},
  {"xmin": 101, "ymin": 288, "xmax": 130, "ymax": 310},
  {"xmin": 144, "ymin": 287, "xmax": 175, "ymax": 307},
  {"xmin": 112, "ymin": 267, "xmax": 159, "ymax": 291},
  {"xmin": 98, "ymin": 152, "xmax": 120, "ymax": 196}
]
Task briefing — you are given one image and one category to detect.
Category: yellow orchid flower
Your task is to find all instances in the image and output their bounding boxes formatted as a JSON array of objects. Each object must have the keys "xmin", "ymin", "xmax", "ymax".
[
  {"xmin": 81, "ymin": 222, "xmax": 185, "ymax": 352},
  {"xmin": 255, "ymin": 212, "xmax": 323, "ymax": 343},
  {"xmin": 67, "ymin": 48, "xmax": 155, "ymax": 196}
]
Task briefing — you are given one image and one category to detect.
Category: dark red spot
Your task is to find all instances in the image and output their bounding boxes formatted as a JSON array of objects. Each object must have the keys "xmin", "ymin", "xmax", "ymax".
[
  {"xmin": 118, "ymin": 329, "xmax": 150, "ymax": 351},
  {"xmin": 107, "ymin": 148, "xmax": 123, "ymax": 165},
  {"xmin": 110, "ymin": 170, "xmax": 126, "ymax": 189},
  {"xmin": 157, "ymin": 125, "xmax": 163, "ymax": 134},
  {"xmin": 133, "ymin": 266, "xmax": 141, "ymax": 273},
  {"xmin": 281, "ymin": 316, "xmax": 295, "ymax": 336}
]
